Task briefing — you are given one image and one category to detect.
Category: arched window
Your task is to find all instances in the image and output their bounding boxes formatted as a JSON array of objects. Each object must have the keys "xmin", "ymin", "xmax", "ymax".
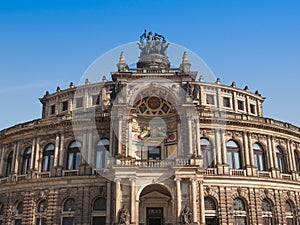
[
  {"xmin": 262, "ymin": 199, "xmax": 274, "ymax": 225},
  {"xmin": 15, "ymin": 201, "xmax": 23, "ymax": 225},
  {"xmin": 0, "ymin": 202, "xmax": 4, "ymax": 224},
  {"xmin": 42, "ymin": 144, "xmax": 55, "ymax": 172},
  {"xmin": 286, "ymin": 201, "xmax": 296, "ymax": 225},
  {"xmin": 233, "ymin": 198, "xmax": 247, "ymax": 225},
  {"xmin": 62, "ymin": 198, "xmax": 76, "ymax": 225},
  {"xmin": 92, "ymin": 197, "xmax": 106, "ymax": 225},
  {"xmin": 276, "ymin": 147, "xmax": 287, "ymax": 173},
  {"xmin": 294, "ymin": 150, "xmax": 300, "ymax": 174},
  {"xmin": 227, "ymin": 140, "xmax": 241, "ymax": 169},
  {"xmin": 204, "ymin": 197, "xmax": 218, "ymax": 225},
  {"xmin": 6, "ymin": 151, "xmax": 13, "ymax": 177},
  {"xmin": 22, "ymin": 147, "xmax": 32, "ymax": 174},
  {"xmin": 201, "ymin": 138, "xmax": 214, "ymax": 168},
  {"xmin": 253, "ymin": 143, "xmax": 266, "ymax": 171},
  {"xmin": 67, "ymin": 141, "xmax": 81, "ymax": 170},
  {"xmin": 63, "ymin": 198, "xmax": 76, "ymax": 212},
  {"xmin": 36, "ymin": 200, "xmax": 47, "ymax": 225},
  {"xmin": 96, "ymin": 139, "xmax": 110, "ymax": 169}
]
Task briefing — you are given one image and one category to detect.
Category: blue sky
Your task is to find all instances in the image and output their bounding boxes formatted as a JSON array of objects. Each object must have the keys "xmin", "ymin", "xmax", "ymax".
[{"xmin": 0, "ymin": 0, "xmax": 299, "ymax": 129}]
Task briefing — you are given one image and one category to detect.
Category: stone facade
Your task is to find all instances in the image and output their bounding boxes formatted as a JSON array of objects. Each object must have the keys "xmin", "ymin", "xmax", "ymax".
[{"xmin": 1, "ymin": 36, "xmax": 300, "ymax": 225}]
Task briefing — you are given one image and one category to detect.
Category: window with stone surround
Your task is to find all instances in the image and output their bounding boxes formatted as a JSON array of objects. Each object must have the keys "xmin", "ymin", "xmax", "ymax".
[
  {"xmin": 250, "ymin": 104, "xmax": 256, "ymax": 114},
  {"xmin": 223, "ymin": 97, "xmax": 231, "ymax": 108},
  {"xmin": 227, "ymin": 140, "xmax": 241, "ymax": 169},
  {"xmin": 238, "ymin": 100, "xmax": 245, "ymax": 111},
  {"xmin": 62, "ymin": 100, "xmax": 68, "ymax": 111},
  {"xmin": 96, "ymin": 139, "xmax": 109, "ymax": 169},
  {"xmin": 5, "ymin": 151, "xmax": 13, "ymax": 177},
  {"xmin": 276, "ymin": 146, "xmax": 287, "ymax": 173},
  {"xmin": 201, "ymin": 138, "xmax": 214, "ymax": 168},
  {"xmin": 42, "ymin": 144, "xmax": 55, "ymax": 172},
  {"xmin": 295, "ymin": 150, "xmax": 300, "ymax": 174},
  {"xmin": 206, "ymin": 94, "xmax": 215, "ymax": 105},
  {"xmin": 253, "ymin": 143, "xmax": 266, "ymax": 171},
  {"xmin": 262, "ymin": 199, "xmax": 274, "ymax": 225},
  {"xmin": 50, "ymin": 105, "xmax": 56, "ymax": 115},
  {"xmin": 67, "ymin": 141, "xmax": 81, "ymax": 170},
  {"xmin": 75, "ymin": 97, "xmax": 83, "ymax": 108},
  {"xmin": 233, "ymin": 198, "xmax": 248, "ymax": 225},
  {"xmin": 21, "ymin": 147, "xmax": 31, "ymax": 174}
]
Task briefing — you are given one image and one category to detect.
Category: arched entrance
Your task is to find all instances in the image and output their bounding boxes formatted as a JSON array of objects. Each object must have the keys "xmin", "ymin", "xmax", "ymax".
[{"xmin": 138, "ymin": 184, "xmax": 173, "ymax": 225}]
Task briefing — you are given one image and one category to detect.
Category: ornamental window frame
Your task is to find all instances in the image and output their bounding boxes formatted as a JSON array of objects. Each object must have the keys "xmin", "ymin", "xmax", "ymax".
[
  {"xmin": 227, "ymin": 140, "xmax": 242, "ymax": 170},
  {"xmin": 276, "ymin": 146, "xmax": 287, "ymax": 173},
  {"xmin": 201, "ymin": 138, "xmax": 214, "ymax": 168},
  {"xmin": 91, "ymin": 197, "xmax": 107, "ymax": 225},
  {"xmin": 42, "ymin": 144, "xmax": 55, "ymax": 172},
  {"xmin": 253, "ymin": 143, "xmax": 266, "ymax": 171},
  {"xmin": 67, "ymin": 141, "xmax": 81, "ymax": 170},
  {"xmin": 95, "ymin": 138, "xmax": 110, "ymax": 169},
  {"xmin": 21, "ymin": 147, "xmax": 32, "ymax": 174}
]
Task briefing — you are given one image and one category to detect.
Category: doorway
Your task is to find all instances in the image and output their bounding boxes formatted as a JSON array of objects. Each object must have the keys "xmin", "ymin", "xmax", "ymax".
[{"xmin": 147, "ymin": 207, "xmax": 163, "ymax": 225}]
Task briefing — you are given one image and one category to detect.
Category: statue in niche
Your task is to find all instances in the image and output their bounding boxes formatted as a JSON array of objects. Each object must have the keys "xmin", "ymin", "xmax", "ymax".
[
  {"xmin": 181, "ymin": 204, "xmax": 193, "ymax": 225},
  {"xmin": 117, "ymin": 205, "xmax": 130, "ymax": 225}
]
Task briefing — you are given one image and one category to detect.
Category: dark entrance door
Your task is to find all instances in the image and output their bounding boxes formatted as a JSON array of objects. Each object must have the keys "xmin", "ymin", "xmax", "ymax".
[
  {"xmin": 147, "ymin": 207, "xmax": 163, "ymax": 225},
  {"xmin": 206, "ymin": 217, "xmax": 218, "ymax": 225}
]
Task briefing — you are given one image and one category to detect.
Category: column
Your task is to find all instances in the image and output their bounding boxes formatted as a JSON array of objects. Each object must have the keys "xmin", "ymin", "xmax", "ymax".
[
  {"xmin": 30, "ymin": 137, "xmax": 36, "ymax": 170},
  {"xmin": 54, "ymin": 134, "xmax": 60, "ymax": 167},
  {"xmin": 243, "ymin": 132, "xmax": 250, "ymax": 167},
  {"xmin": 215, "ymin": 129, "xmax": 222, "ymax": 165},
  {"xmin": 248, "ymin": 132, "xmax": 254, "ymax": 167},
  {"xmin": 59, "ymin": 134, "xmax": 65, "ymax": 167},
  {"xmin": 14, "ymin": 142, "xmax": 20, "ymax": 174},
  {"xmin": 118, "ymin": 118, "xmax": 123, "ymax": 155},
  {"xmin": 175, "ymin": 178, "xmax": 182, "ymax": 219},
  {"xmin": 115, "ymin": 178, "xmax": 122, "ymax": 223},
  {"xmin": 267, "ymin": 136, "xmax": 274, "ymax": 168},
  {"xmin": 287, "ymin": 140, "xmax": 295, "ymax": 172},
  {"xmin": 199, "ymin": 181, "xmax": 205, "ymax": 225},
  {"xmin": 196, "ymin": 119, "xmax": 201, "ymax": 157},
  {"xmin": 0, "ymin": 145, "xmax": 4, "ymax": 176},
  {"xmin": 106, "ymin": 181, "xmax": 111, "ymax": 225},
  {"xmin": 128, "ymin": 118, "xmax": 132, "ymax": 158},
  {"xmin": 271, "ymin": 137, "xmax": 278, "ymax": 169},
  {"xmin": 88, "ymin": 131, "xmax": 93, "ymax": 165},
  {"xmin": 188, "ymin": 117, "xmax": 193, "ymax": 155},
  {"xmin": 130, "ymin": 178, "xmax": 136, "ymax": 224},
  {"xmin": 81, "ymin": 131, "xmax": 87, "ymax": 164},
  {"xmin": 220, "ymin": 129, "xmax": 227, "ymax": 165},
  {"xmin": 177, "ymin": 122, "xmax": 182, "ymax": 157},
  {"xmin": 34, "ymin": 137, "xmax": 40, "ymax": 171},
  {"xmin": 191, "ymin": 178, "xmax": 197, "ymax": 223},
  {"xmin": 11, "ymin": 142, "xmax": 17, "ymax": 174}
]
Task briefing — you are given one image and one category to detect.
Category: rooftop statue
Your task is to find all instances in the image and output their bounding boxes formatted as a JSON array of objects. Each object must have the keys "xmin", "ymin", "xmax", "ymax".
[{"xmin": 138, "ymin": 29, "xmax": 169, "ymax": 57}]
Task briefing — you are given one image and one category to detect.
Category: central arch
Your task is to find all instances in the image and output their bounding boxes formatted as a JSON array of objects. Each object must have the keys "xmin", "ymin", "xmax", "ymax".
[{"xmin": 138, "ymin": 184, "xmax": 174, "ymax": 225}]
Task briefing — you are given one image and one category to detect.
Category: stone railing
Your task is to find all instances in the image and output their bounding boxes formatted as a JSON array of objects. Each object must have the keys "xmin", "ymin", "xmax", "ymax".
[
  {"xmin": 258, "ymin": 171, "xmax": 272, "ymax": 178},
  {"xmin": 62, "ymin": 170, "xmax": 79, "ymax": 177},
  {"xmin": 281, "ymin": 173, "xmax": 292, "ymax": 181},
  {"xmin": 116, "ymin": 158, "xmax": 195, "ymax": 168},
  {"xmin": 230, "ymin": 169, "xmax": 246, "ymax": 176}
]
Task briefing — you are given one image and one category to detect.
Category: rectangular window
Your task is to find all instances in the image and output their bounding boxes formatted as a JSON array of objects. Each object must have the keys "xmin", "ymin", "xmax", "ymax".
[
  {"xmin": 206, "ymin": 94, "xmax": 215, "ymax": 105},
  {"xmin": 62, "ymin": 101, "xmax": 68, "ymax": 111},
  {"xmin": 92, "ymin": 217, "xmax": 106, "ymax": 225},
  {"xmin": 238, "ymin": 100, "xmax": 244, "ymax": 110},
  {"xmin": 223, "ymin": 97, "xmax": 231, "ymax": 108},
  {"xmin": 250, "ymin": 104, "xmax": 256, "ymax": 114},
  {"xmin": 92, "ymin": 95, "xmax": 100, "ymax": 105},
  {"xmin": 62, "ymin": 217, "xmax": 74, "ymax": 225},
  {"xmin": 75, "ymin": 97, "xmax": 83, "ymax": 108},
  {"xmin": 148, "ymin": 146, "xmax": 161, "ymax": 160},
  {"xmin": 50, "ymin": 105, "xmax": 56, "ymax": 115}
]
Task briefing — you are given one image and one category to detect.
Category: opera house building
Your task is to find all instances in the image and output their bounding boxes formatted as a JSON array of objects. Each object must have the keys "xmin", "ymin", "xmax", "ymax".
[{"xmin": 0, "ymin": 33, "xmax": 300, "ymax": 225}]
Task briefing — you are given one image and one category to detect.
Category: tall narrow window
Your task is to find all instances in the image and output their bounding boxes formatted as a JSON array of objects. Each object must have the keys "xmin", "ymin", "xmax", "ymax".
[
  {"xmin": 35, "ymin": 200, "xmax": 47, "ymax": 225},
  {"xmin": 62, "ymin": 198, "xmax": 76, "ymax": 225},
  {"xmin": 96, "ymin": 139, "xmax": 110, "ymax": 169},
  {"xmin": 286, "ymin": 201, "xmax": 296, "ymax": 225},
  {"xmin": 262, "ymin": 199, "xmax": 274, "ymax": 225},
  {"xmin": 233, "ymin": 198, "xmax": 247, "ymax": 225},
  {"xmin": 276, "ymin": 147, "xmax": 287, "ymax": 173},
  {"xmin": 204, "ymin": 197, "xmax": 218, "ymax": 225},
  {"xmin": 15, "ymin": 201, "xmax": 23, "ymax": 225},
  {"xmin": 62, "ymin": 101, "xmax": 68, "ymax": 111},
  {"xmin": 22, "ymin": 147, "xmax": 32, "ymax": 174},
  {"xmin": 42, "ymin": 144, "xmax": 55, "ymax": 172},
  {"xmin": 6, "ymin": 151, "xmax": 13, "ymax": 177},
  {"xmin": 227, "ymin": 140, "xmax": 241, "ymax": 169},
  {"xmin": 201, "ymin": 138, "xmax": 214, "ymax": 168},
  {"xmin": 294, "ymin": 150, "xmax": 300, "ymax": 174},
  {"xmin": 253, "ymin": 143, "xmax": 266, "ymax": 171},
  {"xmin": 67, "ymin": 141, "xmax": 81, "ymax": 170},
  {"xmin": 238, "ymin": 100, "xmax": 245, "ymax": 111},
  {"xmin": 91, "ymin": 197, "xmax": 107, "ymax": 225},
  {"xmin": 223, "ymin": 97, "xmax": 231, "ymax": 108}
]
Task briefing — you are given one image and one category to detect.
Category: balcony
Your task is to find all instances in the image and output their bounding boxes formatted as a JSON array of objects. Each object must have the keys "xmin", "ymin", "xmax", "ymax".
[
  {"xmin": 258, "ymin": 171, "xmax": 271, "ymax": 178},
  {"xmin": 62, "ymin": 170, "xmax": 79, "ymax": 177},
  {"xmin": 230, "ymin": 169, "xmax": 246, "ymax": 176}
]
